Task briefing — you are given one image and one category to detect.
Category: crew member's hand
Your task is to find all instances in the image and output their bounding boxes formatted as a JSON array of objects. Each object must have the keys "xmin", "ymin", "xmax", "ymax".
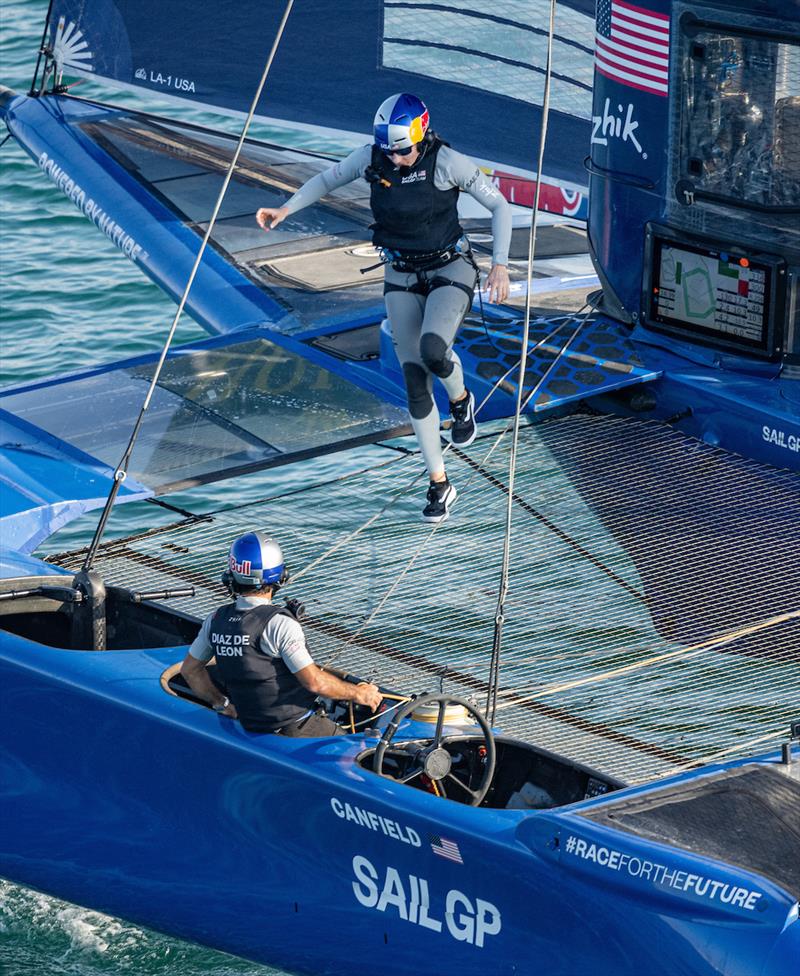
[
  {"xmin": 354, "ymin": 682, "xmax": 382, "ymax": 711},
  {"xmin": 256, "ymin": 205, "xmax": 289, "ymax": 231},
  {"xmin": 484, "ymin": 264, "xmax": 510, "ymax": 304},
  {"xmin": 218, "ymin": 699, "xmax": 238, "ymax": 719}
]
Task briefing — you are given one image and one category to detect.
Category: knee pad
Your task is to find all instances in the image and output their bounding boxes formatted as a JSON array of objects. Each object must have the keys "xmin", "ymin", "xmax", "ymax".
[
  {"xmin": 402, "ymin": 362, "xmax": 434, "ymax": 420},
  {"xmin": 420, "ymin": 333, "xmax": 454, "ymax": 379}
]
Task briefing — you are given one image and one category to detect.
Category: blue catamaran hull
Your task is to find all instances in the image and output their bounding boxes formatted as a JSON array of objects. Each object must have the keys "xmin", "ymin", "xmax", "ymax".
[
  {"xmin": 1, "ymin": 623, "xmax": 797, "ymax": 975},
  {"xmin": 2, "ymin": 2, "xmax": 799, "ymax": 971}
]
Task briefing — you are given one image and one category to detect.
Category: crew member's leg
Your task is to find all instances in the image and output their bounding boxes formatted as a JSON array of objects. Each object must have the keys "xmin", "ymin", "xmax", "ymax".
[
  {"xmin": 385, "ymin": 265, "xmax": 446, "ymax": 482},
  {"xmin": 420, "ymin": 256, "xmax": 478, "ymax": 447}
]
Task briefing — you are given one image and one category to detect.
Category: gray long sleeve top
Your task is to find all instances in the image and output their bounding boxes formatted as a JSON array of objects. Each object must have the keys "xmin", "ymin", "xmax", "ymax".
[{"xmin": 284, "ymin": 143, "xmax": 512, "ymax": 267}]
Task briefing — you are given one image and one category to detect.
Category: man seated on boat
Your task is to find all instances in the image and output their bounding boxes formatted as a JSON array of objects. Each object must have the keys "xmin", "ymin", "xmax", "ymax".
[
  {"xmin": 180, "ymin": 532, "xmax": 382, "ymax": 736},
  {"xmin": 256, "ymin": 92, "xmax": 512, "ymax": 525}
]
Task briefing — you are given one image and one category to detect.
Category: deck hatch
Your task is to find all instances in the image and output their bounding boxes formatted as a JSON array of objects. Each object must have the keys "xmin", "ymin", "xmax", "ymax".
[{"xmin": 579, "ymin": 764, "xmax": 800, "ymax": 899}]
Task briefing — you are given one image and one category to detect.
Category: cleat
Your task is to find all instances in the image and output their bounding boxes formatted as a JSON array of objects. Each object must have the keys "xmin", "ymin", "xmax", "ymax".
[
  {"xmin": 450, "ymin": 390, "xmax": 476, "ymax": 447},
  {"xmin": 422, "ymin": 479, "xmax": 457, "ymax": 523}
]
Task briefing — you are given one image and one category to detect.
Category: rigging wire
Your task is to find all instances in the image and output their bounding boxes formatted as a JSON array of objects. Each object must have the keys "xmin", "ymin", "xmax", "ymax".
[
  {"xmin": 487, "ymin": 0, "xmax": 559, "ymax": 724},
  {"xmin": 29, "ymin": 0, "xmax": 56, "ymax": 96},
  {"xmin": 80, "ymin": 0, "xmax": 297, "ymax": 573}
]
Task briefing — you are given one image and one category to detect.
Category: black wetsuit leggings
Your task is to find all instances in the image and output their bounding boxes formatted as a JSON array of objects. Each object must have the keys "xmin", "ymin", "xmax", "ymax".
[{"xmin": 385, "ymin": 254, "xmax": 477, "ymax": 478}]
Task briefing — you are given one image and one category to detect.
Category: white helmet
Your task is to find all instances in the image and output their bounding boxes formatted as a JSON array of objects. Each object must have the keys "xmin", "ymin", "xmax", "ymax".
[
  {"xmin": 226, "ymin": 531, "xmax": 288, "ymax": 590},
  {"xmin": 373, "ymin": 92, "xmax": 429, "ymax": 153}
]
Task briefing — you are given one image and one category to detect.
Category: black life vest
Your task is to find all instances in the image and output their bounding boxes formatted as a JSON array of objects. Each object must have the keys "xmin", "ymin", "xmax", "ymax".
[
  {"xmin": 209, "ymin": 602, "xmax": 316, "ymax": 733},
  {"xmin": 368, "ymin": 136, "xmax": 463, "ymax": 255}
]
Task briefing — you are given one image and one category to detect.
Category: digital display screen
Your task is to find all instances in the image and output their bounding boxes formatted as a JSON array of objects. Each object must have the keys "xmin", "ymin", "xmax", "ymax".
[{"xmin": 649, "ymin": 238, "xmax": 774, "ymax": 352}]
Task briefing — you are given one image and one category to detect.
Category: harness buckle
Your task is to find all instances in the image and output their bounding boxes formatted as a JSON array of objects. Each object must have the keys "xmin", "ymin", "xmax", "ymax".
[{"xmin": 390, "ymin": 246, "xmax": 460, "ymax": 274}]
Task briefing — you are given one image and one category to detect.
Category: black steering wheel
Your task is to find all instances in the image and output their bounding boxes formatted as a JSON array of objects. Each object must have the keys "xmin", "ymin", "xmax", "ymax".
[{"xmin": 373, "ymin": 693, "xmax": 496, "ymax": 806}]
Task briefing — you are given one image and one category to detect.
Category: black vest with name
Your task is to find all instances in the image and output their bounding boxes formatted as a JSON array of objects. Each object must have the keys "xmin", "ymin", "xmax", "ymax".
[
  {"xmin": 209, "ymin": 603, "xmax": 316, "ymax": 733},
  {"xmin": 369, "ymin": 138, "xmax": 462, "ymax": 255}
]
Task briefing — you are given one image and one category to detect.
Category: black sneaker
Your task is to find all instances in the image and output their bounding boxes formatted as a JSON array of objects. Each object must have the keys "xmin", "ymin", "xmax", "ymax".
[
  {"xmin": 450, "ymin": 390, "xmax": 476, "ymax": 447},
  {"xmin": 422, "ymin": 479, "xmax": 457, "ymax": 523}
]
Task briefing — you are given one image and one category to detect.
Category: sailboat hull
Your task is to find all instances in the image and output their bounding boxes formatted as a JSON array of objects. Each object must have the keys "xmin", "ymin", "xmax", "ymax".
[{"xmin": 1, "ymin": 627, "xmax": 797, "ymax": 975}]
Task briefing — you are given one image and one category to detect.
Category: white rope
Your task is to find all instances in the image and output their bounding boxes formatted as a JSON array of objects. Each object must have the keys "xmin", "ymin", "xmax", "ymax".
[
  {"xmin": 487, "ymin": 0, "xmax": 559, "ymax": 722},
  {"xmin": 318, "ymin": 307, "xmax": 592, "ymax": 672},
  {"xmin": 494, "ymin": 608, "xmax": 800, "ymax": 709},
  {"xmin": 53, "ymin": 413, "xmax": 800, "ymax": 785},
  {"xmin": 659, "ymin": 728, "xmax": 795, "ymax": 778}
]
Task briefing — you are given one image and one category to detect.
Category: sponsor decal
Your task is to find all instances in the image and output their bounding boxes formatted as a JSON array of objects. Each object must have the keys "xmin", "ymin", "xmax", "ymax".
[
  {"xmin": 230, "ymin": 555, "xmax": 252, "ymax": 576},
  {"xmin": 351, "ymin": 855, "xmax": 501, "ymax": 947},
  {"xmin": 430, "ymin": 834, "xmax": 463, "ymax": 864},
  {"xmin": 762, "ymin": 426, "xmax": 800, "ymax": 453},
  {"xmin": 591, "ymin": 99, "xmax": 645, "ymax": 157},
  {"xmin": 400, "ymin": 169, "xmax": 427, "ymax": 185},
  {"xmin": 488, "ymin": 169, "xmax": 585, "ymax": 218},
  {"xmin": 330, "ymin": 797, "xmax": 421, "ymax": 847},
  {"xmin": 564, "ymin": 834, "xmax": 764, "ymax": 911},
  {"xmin": 37, "ymin": 153, "xmax": 145, "ymax": 261}
]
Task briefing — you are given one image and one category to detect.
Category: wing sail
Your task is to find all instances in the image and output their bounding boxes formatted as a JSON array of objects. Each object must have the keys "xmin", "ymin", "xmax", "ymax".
[
  {"xmin": 45, "ymin": 0, "xmax": 594, "ymax": 193},
  {"xmin": 0, "ymin": 413, "xmax": 151, "ymax": 555},
  {"xmin": 1, "ymin": 333, "xmax": 411, "ymax": 497}
]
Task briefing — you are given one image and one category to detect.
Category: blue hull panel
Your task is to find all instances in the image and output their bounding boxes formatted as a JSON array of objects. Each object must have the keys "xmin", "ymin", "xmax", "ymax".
[{"xmin": 1, "ymin": 631, "xmax": 797, "ymax": 975}]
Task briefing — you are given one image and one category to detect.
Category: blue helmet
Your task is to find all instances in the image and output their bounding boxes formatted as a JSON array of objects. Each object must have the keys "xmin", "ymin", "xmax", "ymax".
[
  {"xmin": 227, "ymin": 532, "xmax": 287, "ymax": 590},
  {"xmin": 373, "ymin": 93, "xmax": 430, "ymax": 153}
]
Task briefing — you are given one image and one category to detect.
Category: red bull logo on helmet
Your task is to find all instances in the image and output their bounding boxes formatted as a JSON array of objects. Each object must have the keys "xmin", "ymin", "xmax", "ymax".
[
  {"xmin": 407, "ymin": 108, "xmax": 429, "ymax": 145},
  {"xmin": 229, "ymin": 554, "xmax": 253, "ymax": 576}
]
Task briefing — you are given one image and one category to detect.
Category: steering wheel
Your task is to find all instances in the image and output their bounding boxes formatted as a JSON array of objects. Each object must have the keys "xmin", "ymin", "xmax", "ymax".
[{"xmin": 373, "ymin": 693, "xmax": 496, "ymax": 806}]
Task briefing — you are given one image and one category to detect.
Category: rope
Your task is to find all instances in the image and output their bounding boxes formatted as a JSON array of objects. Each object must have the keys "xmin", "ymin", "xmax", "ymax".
[
  {"xmin": 80, "ymin": 0, "xmax": 296, "ymax": 572},
  {"xmin": 487, "ymin": 0, "xmax": 558, "ymax": 724},
  {"xmin": 494, "ymin": 608, "xmax": 800, "ymax": 710},
  {"xmin": 298, "ymin": 300, "xmax": 591, "ymax": 672},
  {"xmin": 57, "ymin": 413, "xmax": 800, "ymax": 785},
  {"xmin": 663, "ymin": 728, "xmax": 797, "ymax": 777}
]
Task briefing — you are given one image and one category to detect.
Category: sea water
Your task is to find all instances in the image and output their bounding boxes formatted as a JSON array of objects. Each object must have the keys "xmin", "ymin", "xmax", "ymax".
[{"xmin": 0, "ymin": 1, "xmax": 367, "ymax": 972}]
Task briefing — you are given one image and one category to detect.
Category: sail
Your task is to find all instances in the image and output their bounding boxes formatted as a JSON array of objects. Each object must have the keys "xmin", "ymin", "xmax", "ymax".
[
  {"xmin": 0, "ymin": 412, "xmax": 151, "ymax": 555},
  {"xmin": 47, "ymin": 0, "xmax": 595, "ymax": 190}
]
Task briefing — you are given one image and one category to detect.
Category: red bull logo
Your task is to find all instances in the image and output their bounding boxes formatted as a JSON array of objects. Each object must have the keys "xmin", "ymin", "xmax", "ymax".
[
  {"xmin": 407, "ymin": 109, "xmax": 429, "ymax": 144},
  {"xmin": 230, "ymin": 554, "xmax": 252, "ymax": 576}
]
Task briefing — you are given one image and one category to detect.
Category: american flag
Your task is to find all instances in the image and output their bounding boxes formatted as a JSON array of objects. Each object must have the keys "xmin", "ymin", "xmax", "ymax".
[
  {"xmin": 595, "ymin": 0, "xmax": 670, "ymax": 97},
  {"xmin": 430, "ymin": 834, "xmax": 463, "ymax": 864}
]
